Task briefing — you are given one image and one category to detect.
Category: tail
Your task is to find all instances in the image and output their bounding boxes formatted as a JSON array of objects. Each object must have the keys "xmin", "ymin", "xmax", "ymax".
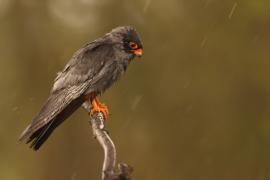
[
  {"xmin": 30, "ymin": 98, "xmax": 84, "ymax": 150},
  {"xmin": 18, "ymin": 86, "xmax": 87, "ymax": 150}
]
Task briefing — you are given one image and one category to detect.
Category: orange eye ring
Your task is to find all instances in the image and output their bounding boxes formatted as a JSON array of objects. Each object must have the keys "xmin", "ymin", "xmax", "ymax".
[{"xmin": 129, "ymin": 42, "xmax": 138, "ymax": 49}]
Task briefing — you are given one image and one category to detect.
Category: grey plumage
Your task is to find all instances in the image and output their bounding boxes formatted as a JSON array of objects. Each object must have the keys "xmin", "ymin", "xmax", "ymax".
[{"xmin": 18, "ymin": 26, "xmax": 143, "ymax": 150}]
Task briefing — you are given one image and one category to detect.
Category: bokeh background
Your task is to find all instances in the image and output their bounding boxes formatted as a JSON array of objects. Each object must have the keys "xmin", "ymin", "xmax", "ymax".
[{"xmin": 1, "ymin": 0, "xmax": 270, "ymax": 179}]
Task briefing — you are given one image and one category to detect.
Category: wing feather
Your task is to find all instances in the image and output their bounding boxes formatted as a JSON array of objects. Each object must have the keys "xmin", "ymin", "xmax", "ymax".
[{"xmin": 18, "ymin": 82, "xmax": 89, "ymax": 143}]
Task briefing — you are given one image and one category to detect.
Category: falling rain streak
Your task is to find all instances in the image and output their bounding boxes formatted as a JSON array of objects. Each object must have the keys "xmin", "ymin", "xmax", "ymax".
[{"xmin": 228, "ymin": 2, "xmax": 238, "ymax": 19}]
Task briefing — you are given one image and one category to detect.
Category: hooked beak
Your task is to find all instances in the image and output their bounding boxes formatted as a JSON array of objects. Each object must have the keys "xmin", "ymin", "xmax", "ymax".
[{"xmin": 133, "ymin": 48, "xmax": 143, "ymax": 57}]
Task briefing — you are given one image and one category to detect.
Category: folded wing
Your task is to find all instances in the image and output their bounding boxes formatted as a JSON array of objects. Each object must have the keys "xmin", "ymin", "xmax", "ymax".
[{"xmin": 18, "ymin": 83, "xmax": 88, "ymax": 150}]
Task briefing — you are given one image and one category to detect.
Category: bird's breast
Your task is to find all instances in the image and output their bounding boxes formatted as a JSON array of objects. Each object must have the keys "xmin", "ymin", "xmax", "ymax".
[{"xmin": 85, "ymin": 59, "xmax": 129, "ymax": 95}]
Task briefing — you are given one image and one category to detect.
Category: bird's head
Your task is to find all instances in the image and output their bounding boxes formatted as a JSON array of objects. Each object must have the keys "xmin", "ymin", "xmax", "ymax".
[{"xmin": 109, "ymin": 26, "xmax": 143, "ymax": 58}]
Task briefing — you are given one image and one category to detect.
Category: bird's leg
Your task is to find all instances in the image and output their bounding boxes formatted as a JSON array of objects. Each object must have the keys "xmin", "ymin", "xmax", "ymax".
[{"xmin": 90, "ymin": 95, "xmax": 109, "ymax": 120}]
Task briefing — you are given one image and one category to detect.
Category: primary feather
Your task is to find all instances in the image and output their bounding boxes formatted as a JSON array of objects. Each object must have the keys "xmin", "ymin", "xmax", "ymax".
[{"xmin": 18, "ymin": 83, "xmax": 89, "ymax": 150}]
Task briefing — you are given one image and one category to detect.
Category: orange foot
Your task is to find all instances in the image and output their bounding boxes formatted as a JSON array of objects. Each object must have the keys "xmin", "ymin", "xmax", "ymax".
[{"xmin": 90, "ymin": 96, "xmax": 109, "ymax": 120}]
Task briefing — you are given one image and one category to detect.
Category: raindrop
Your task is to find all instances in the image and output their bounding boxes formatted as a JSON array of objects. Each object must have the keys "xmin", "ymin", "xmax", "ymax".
[
  {"xmin": 200, "ymin": 36, "xmax": 208, "ymax": 48},
  {"xmin": 228, "ymin": 2, "xmax": 238, "ymax": 19},
  {"xmin": 185, "ymin": 105, "xmax": 193, "ymax": 113},
  {"xmin": 143, "ymin": 0, "xmax": 152, "ymax": 13},
  {"xmin": 131, "ymin": 95, "xmax": 143, "ymax": 111},
  {"xmin": 71, "ymin": 171, "xmax": 77, "ymax": 180},
  {"xmin": 184, "ymin": 81, "xmax": 190, "ymax": 89},
  {"xmin": 12, "ymin": 106, "xmax": 19, "ymax": 112}
]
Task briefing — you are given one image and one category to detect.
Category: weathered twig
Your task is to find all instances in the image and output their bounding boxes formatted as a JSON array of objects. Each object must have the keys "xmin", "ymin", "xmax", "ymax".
[
  {"xmin": 83, "ymin": 103, "xmax": 133, "ymax": 180},
  {"xmin": 90, "ymin": 112, "xmax": 116, "ymax": 179}
]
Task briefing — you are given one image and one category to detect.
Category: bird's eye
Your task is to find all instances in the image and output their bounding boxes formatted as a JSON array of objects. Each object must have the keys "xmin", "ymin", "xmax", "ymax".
[{"xmin": 129, "ymin": 42, "xmax": 138, "ymax": 49}]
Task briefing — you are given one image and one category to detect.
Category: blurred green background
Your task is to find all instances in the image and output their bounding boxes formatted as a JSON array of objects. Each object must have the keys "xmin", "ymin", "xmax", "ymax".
[{"xmin": 1, "ymin": 0, "xmax": 270, "ymax": 179}]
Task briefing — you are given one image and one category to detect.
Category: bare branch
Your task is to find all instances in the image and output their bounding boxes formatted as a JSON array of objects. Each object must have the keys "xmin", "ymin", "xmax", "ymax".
[
  {"xmin": 83, "ymin": 103, "xmax": 133, "ymax": 180},
  {"xmin": 90, "ymin": 112, "xmax": 116, "ymax": 179}
]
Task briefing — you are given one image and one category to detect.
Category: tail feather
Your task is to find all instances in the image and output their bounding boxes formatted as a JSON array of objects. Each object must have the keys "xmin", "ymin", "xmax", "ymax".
[
  {"xmin": 18, "ymin": 83, "xmax": 89, "ymax": 150},
  {"xmin": 24, "ymin": 97, "xmax": 84, "ymax": 150}
]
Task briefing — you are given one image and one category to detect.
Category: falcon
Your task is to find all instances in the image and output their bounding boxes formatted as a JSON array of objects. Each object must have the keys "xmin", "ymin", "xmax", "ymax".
[{"xmin": 18, "ymin": 26, "xmax": 143, "ymax": 150}]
